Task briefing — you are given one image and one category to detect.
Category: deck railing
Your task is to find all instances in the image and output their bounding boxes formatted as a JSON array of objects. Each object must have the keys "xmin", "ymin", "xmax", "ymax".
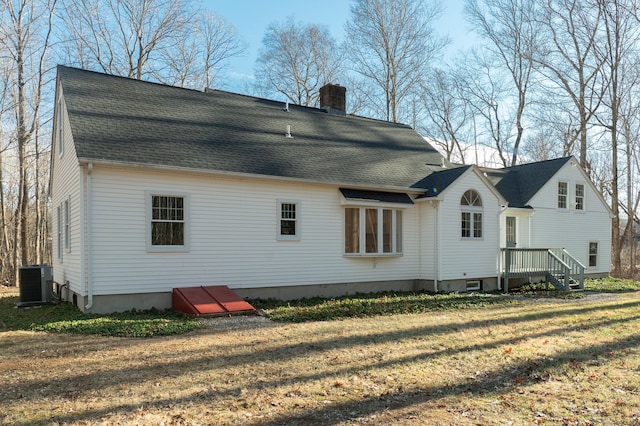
[{"xmin": 500, "ymin": 248, "xmax": 585, "ymax": 292}]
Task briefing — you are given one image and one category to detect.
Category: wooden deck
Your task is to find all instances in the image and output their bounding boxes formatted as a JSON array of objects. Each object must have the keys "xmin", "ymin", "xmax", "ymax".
[{"xmin": 500, "ymin": 248, "xmax": 585, "ymax": 292}]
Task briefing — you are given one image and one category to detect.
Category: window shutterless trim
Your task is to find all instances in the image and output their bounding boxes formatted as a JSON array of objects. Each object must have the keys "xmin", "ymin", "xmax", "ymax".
[
  {"xmin": 64, "ymin": 196, "xmax": 71, "ymax": 252},
  {"xmin": 460, "ymin": 190, "xmax": 483, "ymax": 240},
  {"xmin": 145, "ymin": 191, "xmax": 190, "ymax": 252},
  {"xmin": 588, "ymin": 241, "xmax": 598, "ymax": 267},
  {"xmin": 277, "ymin": 199, "xmax": 301, "ymax": 241},
  {"xmin": 575, "ymin": 182, "xmax": 585, "ymax": 211},
  {"xmin": 343, "ymin": 206, "xmax": 403, "ymax": 256},
  {"xmin": 557, "ymin": 181, "xmax": 568, "ymax": 209}
]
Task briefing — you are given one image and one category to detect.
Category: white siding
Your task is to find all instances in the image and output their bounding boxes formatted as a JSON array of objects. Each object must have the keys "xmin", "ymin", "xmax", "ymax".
[
  {"xmin": 50, "ymin": 89, "xmax": 83, "ymax": 294},
  {"xmin": 87, "ymin": 166, "xmax": 423, "ymax": 295},
  {"xmin": 418, "ymin": 201, "xmax": 437, "ymax": 279},
  {"xmin": 432, "ymin": 170, "xmax": 502, "ymax": 281},
  {"xmin": 527, "ymin": 162, "xmax": 611, "ymax": 273}
]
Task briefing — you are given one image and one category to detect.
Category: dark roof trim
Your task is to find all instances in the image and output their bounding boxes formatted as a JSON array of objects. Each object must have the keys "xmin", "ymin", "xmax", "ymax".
[{"xmin": 340, "ymin": 188, "xmax": 414, "ymax": 204}]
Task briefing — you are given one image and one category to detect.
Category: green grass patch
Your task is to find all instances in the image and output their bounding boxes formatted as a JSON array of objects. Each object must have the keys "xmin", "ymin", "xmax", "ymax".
[
  {"xmin": 584, "ymin": 276, "xmax": 640, "ymax": 292},
  {"xmin": 0, "ymin": 294, "xmax": 204, "ymax": 337},
  {"xmin": 510, "ymin": 282, "xmax": 586, "ymax": 299},
  {"xmin": 250, "ymin": 291, "xmax": 517, "ymax": 322},
  {"xmin": 2, "ymin": 277, "xmax": 638, "ymax": 334}
]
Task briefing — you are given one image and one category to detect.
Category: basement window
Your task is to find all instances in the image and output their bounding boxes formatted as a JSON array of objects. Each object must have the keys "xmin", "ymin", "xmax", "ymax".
[{"xmin": 466, "ymin": 280, "xmax": 481, "ymax": 291}]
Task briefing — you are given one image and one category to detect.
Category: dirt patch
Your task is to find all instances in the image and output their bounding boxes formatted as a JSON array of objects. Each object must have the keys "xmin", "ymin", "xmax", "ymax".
[{"xmin": 2, "ymin": 290, "xmax": 639, "ymax": 425}]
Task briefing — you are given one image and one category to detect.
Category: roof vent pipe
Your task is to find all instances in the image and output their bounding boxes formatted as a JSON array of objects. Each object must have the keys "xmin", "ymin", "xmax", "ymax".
[
  {"xmin": 285, "ymin": 124, "xmax": 293, "ymax": 138},
  {"xmin": 283, "ymin": 100, "xmax": 289, "ymax": 112},
  {"xmin": 440, "ymin": 157, "xmax": 446, "ymax": 168}
]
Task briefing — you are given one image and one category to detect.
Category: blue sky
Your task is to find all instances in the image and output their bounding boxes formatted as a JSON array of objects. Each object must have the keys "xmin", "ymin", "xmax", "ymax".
[{"xmin": 202, "ymin": 0, "xmax": 471, "ymax": 91}]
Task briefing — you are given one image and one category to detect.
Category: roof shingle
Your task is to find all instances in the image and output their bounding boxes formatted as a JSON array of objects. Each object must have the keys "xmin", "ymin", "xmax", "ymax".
[{"xmin": 58, "ymin": 65, "xmax": 446, "ymax": 190}]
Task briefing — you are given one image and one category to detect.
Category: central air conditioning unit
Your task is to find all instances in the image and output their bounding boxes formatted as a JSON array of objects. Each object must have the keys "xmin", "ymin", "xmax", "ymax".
[{"xmin": 18, "ymin": 265, "xmax": 54, "ymax": 307}]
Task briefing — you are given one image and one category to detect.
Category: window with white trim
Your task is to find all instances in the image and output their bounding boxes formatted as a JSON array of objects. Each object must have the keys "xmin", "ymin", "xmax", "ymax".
[
  {"xmin": 278, "ymin": 201, "xmax": 300, "ymax": 240},
  {"xmin": 344, "ymin": 207, "xmax": 402, "ymax": 255},
  {"xmin": 589, "ymin": 242, "xmax": 598, "ymax": 267},
  {"xmin": 56, "ymin": 206, "xmax": 63, "ymax": 261},
  {"xmin": 461, "ymin": 190, "xmax": 483, "ymax": 239},
  {"xmin": 558, "ymin": 181, "xmax": 568, "ymax": 209},
  {"xmin": 575, "ymin": 183, "xmax": 585, "ymax": 210},
  {"xmin": 147, "ymin": 193, "xmax": 189, "ymax": 250},
  {"xmin": 64, "ymin": 198, "xmax": 70, "ymax": 251}
]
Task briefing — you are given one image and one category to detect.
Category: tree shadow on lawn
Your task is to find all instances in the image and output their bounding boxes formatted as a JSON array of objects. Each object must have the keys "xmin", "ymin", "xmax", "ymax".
[{"xmin": 3, "ymin": 297, "xmax": 639, "ymax": 425}]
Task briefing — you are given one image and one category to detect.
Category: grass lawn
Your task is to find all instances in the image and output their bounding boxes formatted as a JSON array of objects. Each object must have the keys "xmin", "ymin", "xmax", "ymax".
[{"xmin": 1, "ymin": 279, "xmax": 639, "ymax": 425}]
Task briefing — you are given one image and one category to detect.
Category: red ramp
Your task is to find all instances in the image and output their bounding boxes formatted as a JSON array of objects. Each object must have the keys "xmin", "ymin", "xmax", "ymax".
[{"xmin": 173, "ymin": 286, "xmax": 256, "ymax": 316}]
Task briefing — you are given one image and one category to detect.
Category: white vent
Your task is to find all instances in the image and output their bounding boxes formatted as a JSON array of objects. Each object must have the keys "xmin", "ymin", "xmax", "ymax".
[{"xmin": 285, "ymin": 124, "xmax": 293, "ymax": 138}]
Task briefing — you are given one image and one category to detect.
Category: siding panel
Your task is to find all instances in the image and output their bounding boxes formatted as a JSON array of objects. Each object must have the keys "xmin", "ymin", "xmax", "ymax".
[
  {"xmin": 88, "ymin": 167, "xmax": 422, "ymax": 295},
  {"xmin": 50, "ymin": 90, "xmax": 83, "ymax": 294}
]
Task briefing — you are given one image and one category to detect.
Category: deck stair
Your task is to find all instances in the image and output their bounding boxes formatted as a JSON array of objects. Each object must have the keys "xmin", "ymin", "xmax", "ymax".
[{"xmin": 501, "ymin": 248, "xmax": 585, "ymax": 293}]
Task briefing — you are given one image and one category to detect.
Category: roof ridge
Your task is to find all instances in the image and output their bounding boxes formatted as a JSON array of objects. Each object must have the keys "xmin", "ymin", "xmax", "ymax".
[
  {"xmin": 500, "ymin": 156, "xmax": 573, "ymax": 171},
  {"xmin": 58, "ymin": 64, "xmax": 205, "ymax": 95}
]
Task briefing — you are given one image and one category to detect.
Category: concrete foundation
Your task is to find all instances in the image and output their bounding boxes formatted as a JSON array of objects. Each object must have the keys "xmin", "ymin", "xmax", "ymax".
[{"xmin": 64, "ymin": 273, "xmax": 601, "ymax": 314}]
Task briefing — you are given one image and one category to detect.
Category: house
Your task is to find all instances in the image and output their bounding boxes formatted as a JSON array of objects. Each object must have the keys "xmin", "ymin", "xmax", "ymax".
[{"xmin": 50, "ymin": 66, "xmax": 612, "ymax": 313}]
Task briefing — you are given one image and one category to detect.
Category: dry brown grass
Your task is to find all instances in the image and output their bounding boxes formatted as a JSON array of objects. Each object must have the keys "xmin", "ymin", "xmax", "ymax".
[{"xmin": 1, "ymin": 290, "xmax": 639, "ymax": 425}]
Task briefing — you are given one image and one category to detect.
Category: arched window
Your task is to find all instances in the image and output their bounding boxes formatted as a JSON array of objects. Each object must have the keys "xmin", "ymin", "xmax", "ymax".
[{"xmin": 461, "ymin": 190, "xmax": 483, "ymax": 239}]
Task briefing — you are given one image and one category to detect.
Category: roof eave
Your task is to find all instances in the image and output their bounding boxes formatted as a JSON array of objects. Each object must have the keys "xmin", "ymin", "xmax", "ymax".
[{"xmin": 76, "ymin": 157, "xmax": 428, "ymax": 195}]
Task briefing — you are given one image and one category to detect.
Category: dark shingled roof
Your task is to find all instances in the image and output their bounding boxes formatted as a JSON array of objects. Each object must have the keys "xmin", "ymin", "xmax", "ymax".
[
  {"xmin": 57, "ymin": 66, "xmax": 573, "ymax": 203},
  {"xmin": 58, "ymin": 65, "xmax": 448, "ymax": 190},
  {"xmin": 413, "ymin": 165, "xmax": 472, "ymax": 198},
  {"xmin": 483, "ymin": 157, "xmax": 573, "ymax": 207},
  {"xmin": 340, "ymin": 188, "xmax": 414, "ymax": 204}
]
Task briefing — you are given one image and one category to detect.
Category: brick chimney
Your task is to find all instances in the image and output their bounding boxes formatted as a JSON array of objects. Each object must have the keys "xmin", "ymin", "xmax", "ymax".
[{"xmin": 319, "ymin": 84, "xmax": 346, "ymax": 115}]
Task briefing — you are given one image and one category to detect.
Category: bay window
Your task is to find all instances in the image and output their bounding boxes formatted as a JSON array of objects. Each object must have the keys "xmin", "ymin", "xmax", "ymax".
[{"xmin": 345, "ymin": 207, "xmax": 403, "ymax": 255}]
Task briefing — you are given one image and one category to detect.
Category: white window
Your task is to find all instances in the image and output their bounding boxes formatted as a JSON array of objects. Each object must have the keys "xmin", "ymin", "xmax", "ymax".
[
  {"xmin": 461, "ymin": 190, "xmax": 483, "ymax": 239},
  {"xmin": 344, "ymin": 207, "xmax": 402, "ymax": 255},
  {"xmin": 64, "ymin": 198, "xmax": 70, "ymax": 251},
  {"xmin": 57, "ymin": 206, "xmax": 63, "ymax": 261},
  {"xmin": 589, "ymin": 242, "xmax": 598, "ymax": 267},
  {"xmin": 558, "ymin": 181, "xmax": 568, "ymax": 209},
  {"xmin": 575, "ymin": 183, "xmax": 585, "ymax": 210},
  {"xmin": 278, "ymin": 201, "xmax": 300, "ymax": 240},
  {"xmin": 466, "ymin": 280, "xmax": 481, "ymax": 291},
  {"xmin": 57, "ymin": 97, "xmax": 64, "ymax": 156},
  {"xmin": 147, "ymin": 193, "xmax": 189, "ymax": 251}
]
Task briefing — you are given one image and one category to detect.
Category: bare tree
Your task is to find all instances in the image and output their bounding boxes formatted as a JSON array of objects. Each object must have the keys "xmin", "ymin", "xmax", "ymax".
[
  {"xmin": 161, "ymin": 11, "xmax": 246, "ymax": 89},
  {"xmin": 530, "ymin": 0, "xmax": 605, "ymax": 170},
  {"xmin": 198, "ymin": 11, "xmax": 246, "ymax": 89},
  {"xmin": 456, "ymin": 51, "xmax": 514, "ymax": 167},
  {"xmin": 61, "ymin": 0, "xmax": 192, "ymax": 80},
  {"xmin": 594, "ymin": 0, "xmax": 640, "ymax": 276},
  {"xmin": 465, "ymin": 0, "xmax": 537, "ymax": 166},
  {"xmin": 0, "ymin": 62, "xmax": 12, "ymax": 283},
  {"xmin": 0, "ymin": 0, "xmax": 57, "ymax": 283},
  {"xmin": 255, "ymin": 16, "xmax": 341, "ymax": 107},
  {"xmin": 345, "ymin": 0, "xmax": 447, "ymax": 123},
  {"xmin": 421, "ymin": 68, "xmax": 471, "ymax": 163}
]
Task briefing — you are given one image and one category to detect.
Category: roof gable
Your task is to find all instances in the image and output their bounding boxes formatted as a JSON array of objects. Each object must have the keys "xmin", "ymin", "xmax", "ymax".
[
  {"xmin": 416, "ymin": 165, "xmax": 506, "ymax": 205},
  {"xmin": 483, "ymin": 157, "xmax": 573, "ymax": 207}
]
